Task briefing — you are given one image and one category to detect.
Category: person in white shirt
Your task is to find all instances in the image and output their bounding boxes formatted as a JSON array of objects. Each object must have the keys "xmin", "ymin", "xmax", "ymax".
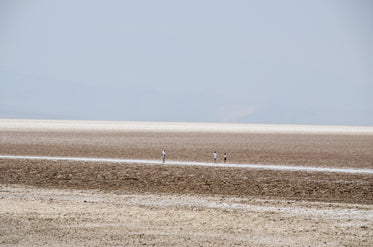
[
  {"xmin": 162, "ymin": 150, "xmax": 166, "ymax": 163},
  {"xmin": 213, "ymin": 151, "xmax": 217, "ymax": 163},
  {"xmin": 224, "ymin": 153, "xmax": 227, "ymax": 163}
]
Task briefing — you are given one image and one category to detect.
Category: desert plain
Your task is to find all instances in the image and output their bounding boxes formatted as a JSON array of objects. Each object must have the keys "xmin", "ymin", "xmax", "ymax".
[{"xmin": 0, "ymin": 119, "xmax": 373, "ymax": 246}]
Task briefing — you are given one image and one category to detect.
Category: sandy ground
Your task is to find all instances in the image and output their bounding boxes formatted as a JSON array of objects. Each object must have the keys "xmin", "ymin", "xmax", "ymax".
[
  {"xmin": 1, "ymin": 120, "xmax": 373, "ymax": 246},
  {"xmin": 1, "ymin": 185, "xmax": 372, "ymax": 247}
]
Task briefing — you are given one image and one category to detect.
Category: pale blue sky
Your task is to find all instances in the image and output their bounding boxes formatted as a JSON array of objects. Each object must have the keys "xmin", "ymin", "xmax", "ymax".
[{"xmin": 1, "ymin": 0, "xmax": 372, "ymax": 125}]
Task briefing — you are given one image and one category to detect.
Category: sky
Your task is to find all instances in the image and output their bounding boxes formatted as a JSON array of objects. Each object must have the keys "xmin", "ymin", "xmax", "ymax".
[{"xmin": 1, "ymin": 0, "xmax": 372, "ymax": 125}]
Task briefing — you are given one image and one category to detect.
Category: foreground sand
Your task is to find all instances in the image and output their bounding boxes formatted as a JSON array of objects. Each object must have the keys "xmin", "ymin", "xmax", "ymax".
[
  {"xmin": 1, "ymin": 120, "xmax": 373, "ymax": 246},
  {"xmin": 1, "ymin": 185, "xmax": 372, "ymax": 246}
]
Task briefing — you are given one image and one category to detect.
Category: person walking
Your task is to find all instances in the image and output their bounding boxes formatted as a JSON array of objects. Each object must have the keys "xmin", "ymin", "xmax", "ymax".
[
  {"xmin": 162, "ymin": 150, "xmax": 166, "ymax": 163},
  {"xmin": 213, "ymin": 151, "xmax": 217, "ymax": 163},
  {"xmin": 224, "ymin": 153, "xmax": 227, "ymax": 163}
]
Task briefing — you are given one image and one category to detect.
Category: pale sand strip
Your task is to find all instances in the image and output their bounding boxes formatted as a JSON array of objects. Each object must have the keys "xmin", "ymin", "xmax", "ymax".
[
  {"xmin": 1, "ymin": 119, "xmax": 373, "ymax": 134},
  {"xmin": 2, "ymin": 155, "xmax": 373, "ymax": 174}
]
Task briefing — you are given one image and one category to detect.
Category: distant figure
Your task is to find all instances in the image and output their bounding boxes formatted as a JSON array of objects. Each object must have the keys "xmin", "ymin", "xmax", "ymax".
[
  {"xmin": 213, "ymin": 151, "xmax": 217, "ymax": 163},
  {"xmin": 162, "ymin": 150, "xmax": 166, "ymax": 163},
  {"xmin": 224, "ymin": 153, "xmax": 227, "ymax": 163}
]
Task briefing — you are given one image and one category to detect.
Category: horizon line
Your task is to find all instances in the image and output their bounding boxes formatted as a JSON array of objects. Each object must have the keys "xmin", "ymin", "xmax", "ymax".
[{"xmin": 1, "ymin": 118, "xmax": 373, "ymax": 135}]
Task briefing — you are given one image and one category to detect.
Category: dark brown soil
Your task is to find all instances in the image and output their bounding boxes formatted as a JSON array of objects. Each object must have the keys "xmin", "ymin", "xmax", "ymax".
[{"xmin": 1, "ymin": 159, "xmax": 372, "ymax": 204}]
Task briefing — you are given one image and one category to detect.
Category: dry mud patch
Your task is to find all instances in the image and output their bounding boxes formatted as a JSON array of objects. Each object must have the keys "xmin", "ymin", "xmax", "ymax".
[{"xmin": 1, "ymin": 159, "xmax": 372, "ymax": 204}]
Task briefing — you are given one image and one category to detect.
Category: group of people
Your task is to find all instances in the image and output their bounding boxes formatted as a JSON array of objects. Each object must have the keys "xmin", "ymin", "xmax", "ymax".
[
  {"xmin": 214, "ymin": 151, "xmax": 227, "ymax": 163},
  {"xmin": 161, "ymin": 150, "xmax": 227, "ymax": 164}
]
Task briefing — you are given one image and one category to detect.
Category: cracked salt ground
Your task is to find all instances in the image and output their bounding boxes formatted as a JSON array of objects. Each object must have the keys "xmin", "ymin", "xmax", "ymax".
[
  {"xmin": 2, "ymin": 185, "xmax": 372, "ymax": 246},
  {"xmin": 2, "ymin": 185, "xmax": 372, "ymax": 221}
]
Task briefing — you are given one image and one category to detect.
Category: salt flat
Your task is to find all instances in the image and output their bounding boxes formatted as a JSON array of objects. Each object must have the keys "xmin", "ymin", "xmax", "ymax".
[
  {"xmin": 1, "ymin": 185, "xmax": 372, "ymax": 246},
  {"xmin": 1, "ymin": 119, "xmax": 373, "ymax": 246}
]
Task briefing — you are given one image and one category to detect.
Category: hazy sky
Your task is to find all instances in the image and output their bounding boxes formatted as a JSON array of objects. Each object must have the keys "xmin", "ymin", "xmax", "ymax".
[{"xmin": 1, "ymin": 0, "xmax": 372, "ymax": 125}]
